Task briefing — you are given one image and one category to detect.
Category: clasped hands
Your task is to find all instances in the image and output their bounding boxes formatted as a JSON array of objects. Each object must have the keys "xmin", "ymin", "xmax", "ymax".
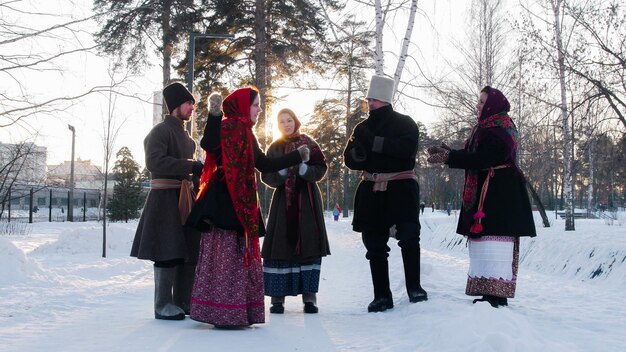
[
  {"xmin": 278, "ymin": 145, "xmax": 310, "ymax": 176},
  {"xmin": 427, "ymin": 143, "xmax": 451, "ymax": 164}
]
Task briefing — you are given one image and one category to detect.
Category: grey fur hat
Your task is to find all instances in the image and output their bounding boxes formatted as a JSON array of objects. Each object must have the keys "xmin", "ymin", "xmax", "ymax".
[{"xmin": 365, "ymin": 75, "xmax": 394, "ymax": 103}]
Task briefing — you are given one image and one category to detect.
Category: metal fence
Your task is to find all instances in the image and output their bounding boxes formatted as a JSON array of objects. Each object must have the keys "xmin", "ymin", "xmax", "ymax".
[{"xmin": 1, "ymin": 185, "xmax": 103, "ymax": 223}]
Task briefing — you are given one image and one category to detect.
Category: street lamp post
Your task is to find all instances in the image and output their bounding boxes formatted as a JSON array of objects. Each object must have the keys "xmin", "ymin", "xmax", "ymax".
[
  {"xmin": 185, "ymin": 33, "xmax": 235, "ymax": 134},
  {"xmin": 68, "ymin": 124, "xmax": 75, "ymax": 222}
]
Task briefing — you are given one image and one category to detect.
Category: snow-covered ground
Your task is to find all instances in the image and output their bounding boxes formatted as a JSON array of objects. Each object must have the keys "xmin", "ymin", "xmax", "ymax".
[{"xmin": 1, "ymin": 210, "xmax": 625, "ymax": 351}]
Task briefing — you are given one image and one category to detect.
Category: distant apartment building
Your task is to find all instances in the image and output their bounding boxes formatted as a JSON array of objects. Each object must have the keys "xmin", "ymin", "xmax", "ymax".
[
  {"xmin": 46, "ymin": 158, "xmax": 104, "ymax": 189},
  {"xmin": 0, "ymin": 142, "xmax": 47, "ymax": 184}
]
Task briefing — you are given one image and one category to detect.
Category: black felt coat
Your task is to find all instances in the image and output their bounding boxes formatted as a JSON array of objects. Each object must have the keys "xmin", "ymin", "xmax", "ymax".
[
  {"xmin": 446, "ymin": 126, "xmax": 536, "ymax": 238},
  {"xmin": 343, "ymin": 105, "xmax": 420, "ymax": 233}
]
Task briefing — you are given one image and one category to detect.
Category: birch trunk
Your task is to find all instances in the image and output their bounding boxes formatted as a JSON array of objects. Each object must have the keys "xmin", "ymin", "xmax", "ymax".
[
  {"xmin": 587, "ymin": 139, "xmax": 594, "ymax": 217},
  {"xmin": 551, "ymin": 0, "xmax": 575, "ymax": 230},
  {"xmin": 254, "ymin": 0, "xmax": 268, "ymax": 148},
  {"xmin": 393, "ymin": 0, "xmax": 419, "ymax": 95},
  {"xmin": 161, "ymin": 0, "xmax": 172, "ymax": 115},
  {"xmin": 374, "ymin": 0, "xmax": 384, "ymax": 75}
]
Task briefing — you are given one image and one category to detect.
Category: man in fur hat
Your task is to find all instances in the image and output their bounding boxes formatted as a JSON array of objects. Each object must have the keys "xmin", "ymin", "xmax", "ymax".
[
  {"xmin": 343, "ymin": 75, "xmax": 428, "ymax": 312},
  {"xmin": 131, "ymin": 82, "xmax": 204, "ymax": 320}
]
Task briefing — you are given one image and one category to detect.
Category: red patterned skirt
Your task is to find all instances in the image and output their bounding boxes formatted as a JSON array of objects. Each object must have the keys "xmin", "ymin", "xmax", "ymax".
[{"xmin": 190, "ymin": 227, "xmax": 265, "ymax": 326}]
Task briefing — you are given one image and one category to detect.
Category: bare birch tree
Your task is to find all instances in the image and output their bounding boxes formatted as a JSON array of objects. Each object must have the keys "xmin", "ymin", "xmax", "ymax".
[
  {"xmin": 99, "ymin": 65, "xmax": 128, "ymax": 258},
  {"xmin": 551, "ymin": 0, "xmax": 575, "ymax": 230},
  {"xmin": 369, "ymin": 0, "xmax": 419, "ymax": 96},
  {"xmin": 0, "ymin": 1, "xmax": 112, "ymax": 132},
  {"xmin": 564, "ymin": 1, "xmax": 626, "ymax": 129},
  {"xmin": 392, "ymin": 0, "xmax": 418, "ymax": 93}
]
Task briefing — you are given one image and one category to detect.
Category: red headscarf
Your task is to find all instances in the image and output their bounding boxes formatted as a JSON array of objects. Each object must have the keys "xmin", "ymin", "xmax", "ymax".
[{"xmin": 197, "ymin": 87, "xmax": 261, "ymax": 266}]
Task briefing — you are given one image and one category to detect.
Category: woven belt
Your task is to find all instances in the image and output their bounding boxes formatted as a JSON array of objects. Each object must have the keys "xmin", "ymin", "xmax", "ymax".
[
  {"xmin": 469, "ymin": 165, "xmax": 512, "ymax": 234},
  {"xmin": 150, "ymin": 179, "xmax": 194, "ymax": 225},
  {"xmin": 361, "ymin": 170, "xmax": 418, "ymax": 192}
]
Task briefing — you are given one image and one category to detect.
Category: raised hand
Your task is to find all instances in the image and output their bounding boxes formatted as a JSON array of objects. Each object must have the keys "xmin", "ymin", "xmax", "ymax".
[{"xmin": 208, "ymin": 92, "xmax": 223, "ymax": 116}]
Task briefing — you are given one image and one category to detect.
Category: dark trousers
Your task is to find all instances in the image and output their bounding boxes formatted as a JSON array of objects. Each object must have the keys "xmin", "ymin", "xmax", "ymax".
[
  {"xmin": 362, "ymin": 221, "xmax": 421, "ymax": 260},
  {"xmin": 362, "ymin": 222, "xmax": 421, "ymax": 299}
]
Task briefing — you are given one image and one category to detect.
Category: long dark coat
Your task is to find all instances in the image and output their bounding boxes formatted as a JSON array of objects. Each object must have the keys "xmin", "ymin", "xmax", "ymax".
[
  {"xmin": 130, "ymin": 115, "xmax": 201, "ymax": 263},
  {"xmin": 261, "ymin": 135, "xmax": 330, "ymax": 261},
  {"xmin": 343, "ymin": 105, "xmax": 420, "ymax": 233},
  {"xmin": 446, "ymin": 126, "xmax": 536, "ymax": 238},
  {"xmin": 185, "ymin": 113, "xmax": 303, "ymax": 235}
]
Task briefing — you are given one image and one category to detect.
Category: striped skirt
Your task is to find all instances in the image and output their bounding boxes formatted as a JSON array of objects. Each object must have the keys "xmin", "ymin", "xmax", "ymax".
[
  {"xmin": 466, "ymin": 236, "xmax": 519, "ymax": 298},
  {"xmin": 263, "ymin": 259, "xmax": 322, "ymax": 297},
  {"xmin": 190, "ymin": 227, "xmax": 265, "ymax": 326}
]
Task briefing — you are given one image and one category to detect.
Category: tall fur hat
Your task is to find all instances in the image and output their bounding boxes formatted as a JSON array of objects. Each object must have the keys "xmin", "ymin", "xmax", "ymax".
[
  {"xmin": 365, "ymin": 75, "xmax": 394, "ymax": 103},
  {"xmin": 162, "ymin": 82, "xmax": 195, "ymax": 113}
]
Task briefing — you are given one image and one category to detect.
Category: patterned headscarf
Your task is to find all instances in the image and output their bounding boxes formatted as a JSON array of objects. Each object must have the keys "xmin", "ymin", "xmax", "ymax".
[
  {"xmin": 463, "ymin": 87, "xmax": 519, "ymax": 234},
  {"xmin": 479, "ymin": 86, "xmax": 511, "ymax": 120},
  {"xmin": 197, "ymin": 87, "xmax": 260, "ymax": 266}
]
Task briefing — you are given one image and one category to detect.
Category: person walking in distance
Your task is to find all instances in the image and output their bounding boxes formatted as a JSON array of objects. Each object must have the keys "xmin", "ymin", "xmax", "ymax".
[
  {"xmin": 333, "ymin": 203, "xmax": 342, "ymax": 221},
  {"xmin": 343, "ymin": 75, "xmax": 428, "ymax": 312}
]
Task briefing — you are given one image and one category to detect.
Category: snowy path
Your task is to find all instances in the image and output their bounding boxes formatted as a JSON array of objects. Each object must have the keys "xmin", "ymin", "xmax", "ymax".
[{"xmin": 1, "ymin": 213, "xmax": 624, "ymax": 351}]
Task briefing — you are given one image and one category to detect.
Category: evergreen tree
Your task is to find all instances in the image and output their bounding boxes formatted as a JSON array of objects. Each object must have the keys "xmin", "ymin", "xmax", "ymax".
[
  {"xmin": 107, "ymin": 147, "xmax": 143, "ymax": 222},
  {"xmin": 188, "ymin": 0, "xmax": 342, "ymax": 146},
  {"xmin": 93, "ymin": 0, "xmax": 203, "ymax": 87}
]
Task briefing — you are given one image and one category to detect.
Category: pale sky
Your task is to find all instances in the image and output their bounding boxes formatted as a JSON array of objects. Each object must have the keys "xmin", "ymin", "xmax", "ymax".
[{"xmin": 1, "ymin": 0, "xmax": 470, "ymax": 170}]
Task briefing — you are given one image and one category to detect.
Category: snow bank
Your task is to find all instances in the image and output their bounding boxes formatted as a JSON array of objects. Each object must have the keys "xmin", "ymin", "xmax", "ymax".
[
  {"xmin": 31, "ymin": 223, "xmax": 135, "ymax": 256},
  {"xmin": 421, "ymin": 212, "xmax": 626, "ymax": 287},
  {"xmin": 0, "ymin": 237, "xmax": 45, "ymax": 286}
]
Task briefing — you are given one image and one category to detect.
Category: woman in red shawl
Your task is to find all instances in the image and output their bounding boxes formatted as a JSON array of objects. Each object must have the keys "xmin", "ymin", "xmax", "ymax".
[
  {"xmin": 186, "ymin": 88, "xmax": 309, "ymax": 327},
  {"xmin": 260, "ymin": 108, "xmax": 330, "ymax": 314},
  {"xmin": 427, "ymin": 86, "xmax": 536, "ymax": 308}
]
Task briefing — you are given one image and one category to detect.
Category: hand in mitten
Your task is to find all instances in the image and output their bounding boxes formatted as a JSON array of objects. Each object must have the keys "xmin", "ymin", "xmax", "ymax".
[
  {"xmin": 354, "ymin": 124, "xmax": 375, "ymax": 146},
  {"xmin": 427, "ymin": 149, "xmax": 450, "ymax": 164},
  {"xmin": 427, "ymin": 143, "xmax": 452, "ymax": 155},
  {"xmin": 298, "ymin": 163, "xmax": 308, "ymax": 176},
  {"xmin": 208, "ymin": 92, "xmax": 223, "ymax": 116},
  {"xmin": 351, "ymin": 142, "xmax": 368, "ymax": 162},
  {"xmin": 427, "ymin": 146, "xmax": 445, "ymax": 155},
  {"xmin": 191, "ymin": 161, "xmax": 204, "ymax": 177},
  {"xmin": 297, "ymin": 145, "xmax": 310, "ymax": 162},
  {"xmin": 278, "ymin": 168, "xmax": 288, "ymax": 176}
]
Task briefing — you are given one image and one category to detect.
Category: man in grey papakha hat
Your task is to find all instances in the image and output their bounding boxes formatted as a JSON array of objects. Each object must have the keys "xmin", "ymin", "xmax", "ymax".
[{"xmin": 343, "ymin": 74, "xmax": 428, "ymax": 312}]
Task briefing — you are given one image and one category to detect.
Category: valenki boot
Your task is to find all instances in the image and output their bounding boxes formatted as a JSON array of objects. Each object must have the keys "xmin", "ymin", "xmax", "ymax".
[
  {"xmin": 367, "ymin": 259, "xmax": 393, "ymax": 312},
  {"xmin": 302, "ymin": 292, "xmax": 318, "ymax": 314},
  {"xmin": 173, "ymin": 263, "xmax": 196, "ymax": 315},
  {"xmin": 401, "ymin": 245, "xmax": 428, "ymax": 303},
  {"xmin": 270, "ymin": 296, "xmax": 285, "ymax": 314},
  {"xmin": 154, "ymin": 266, "xmax": 185, "ymax": 320}
]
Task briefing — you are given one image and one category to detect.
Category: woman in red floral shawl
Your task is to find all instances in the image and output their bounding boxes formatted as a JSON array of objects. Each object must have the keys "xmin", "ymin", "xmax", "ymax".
[
  {"xmin": 427, "ymin": 86, "xmax": 536, "ymax": 308},
  {"xmin": 187, "ymin": 88, "xmax": 309, "ymax": 327}
]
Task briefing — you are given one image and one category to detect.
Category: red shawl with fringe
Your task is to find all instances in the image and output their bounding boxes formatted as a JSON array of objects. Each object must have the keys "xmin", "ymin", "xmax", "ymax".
[{"xmin": 196, "ymin": 88, "xmax": 260, "ymax": 266}]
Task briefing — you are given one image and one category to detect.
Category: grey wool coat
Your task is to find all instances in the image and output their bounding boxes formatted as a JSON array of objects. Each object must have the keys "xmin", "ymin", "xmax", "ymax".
[
  {"xmin": 130, "ymin": 115, "xmax": 201, "ymax": 263},
  {"xmin": 261, "ymin": 135, "xmax": 331, "ymax": 262}
]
